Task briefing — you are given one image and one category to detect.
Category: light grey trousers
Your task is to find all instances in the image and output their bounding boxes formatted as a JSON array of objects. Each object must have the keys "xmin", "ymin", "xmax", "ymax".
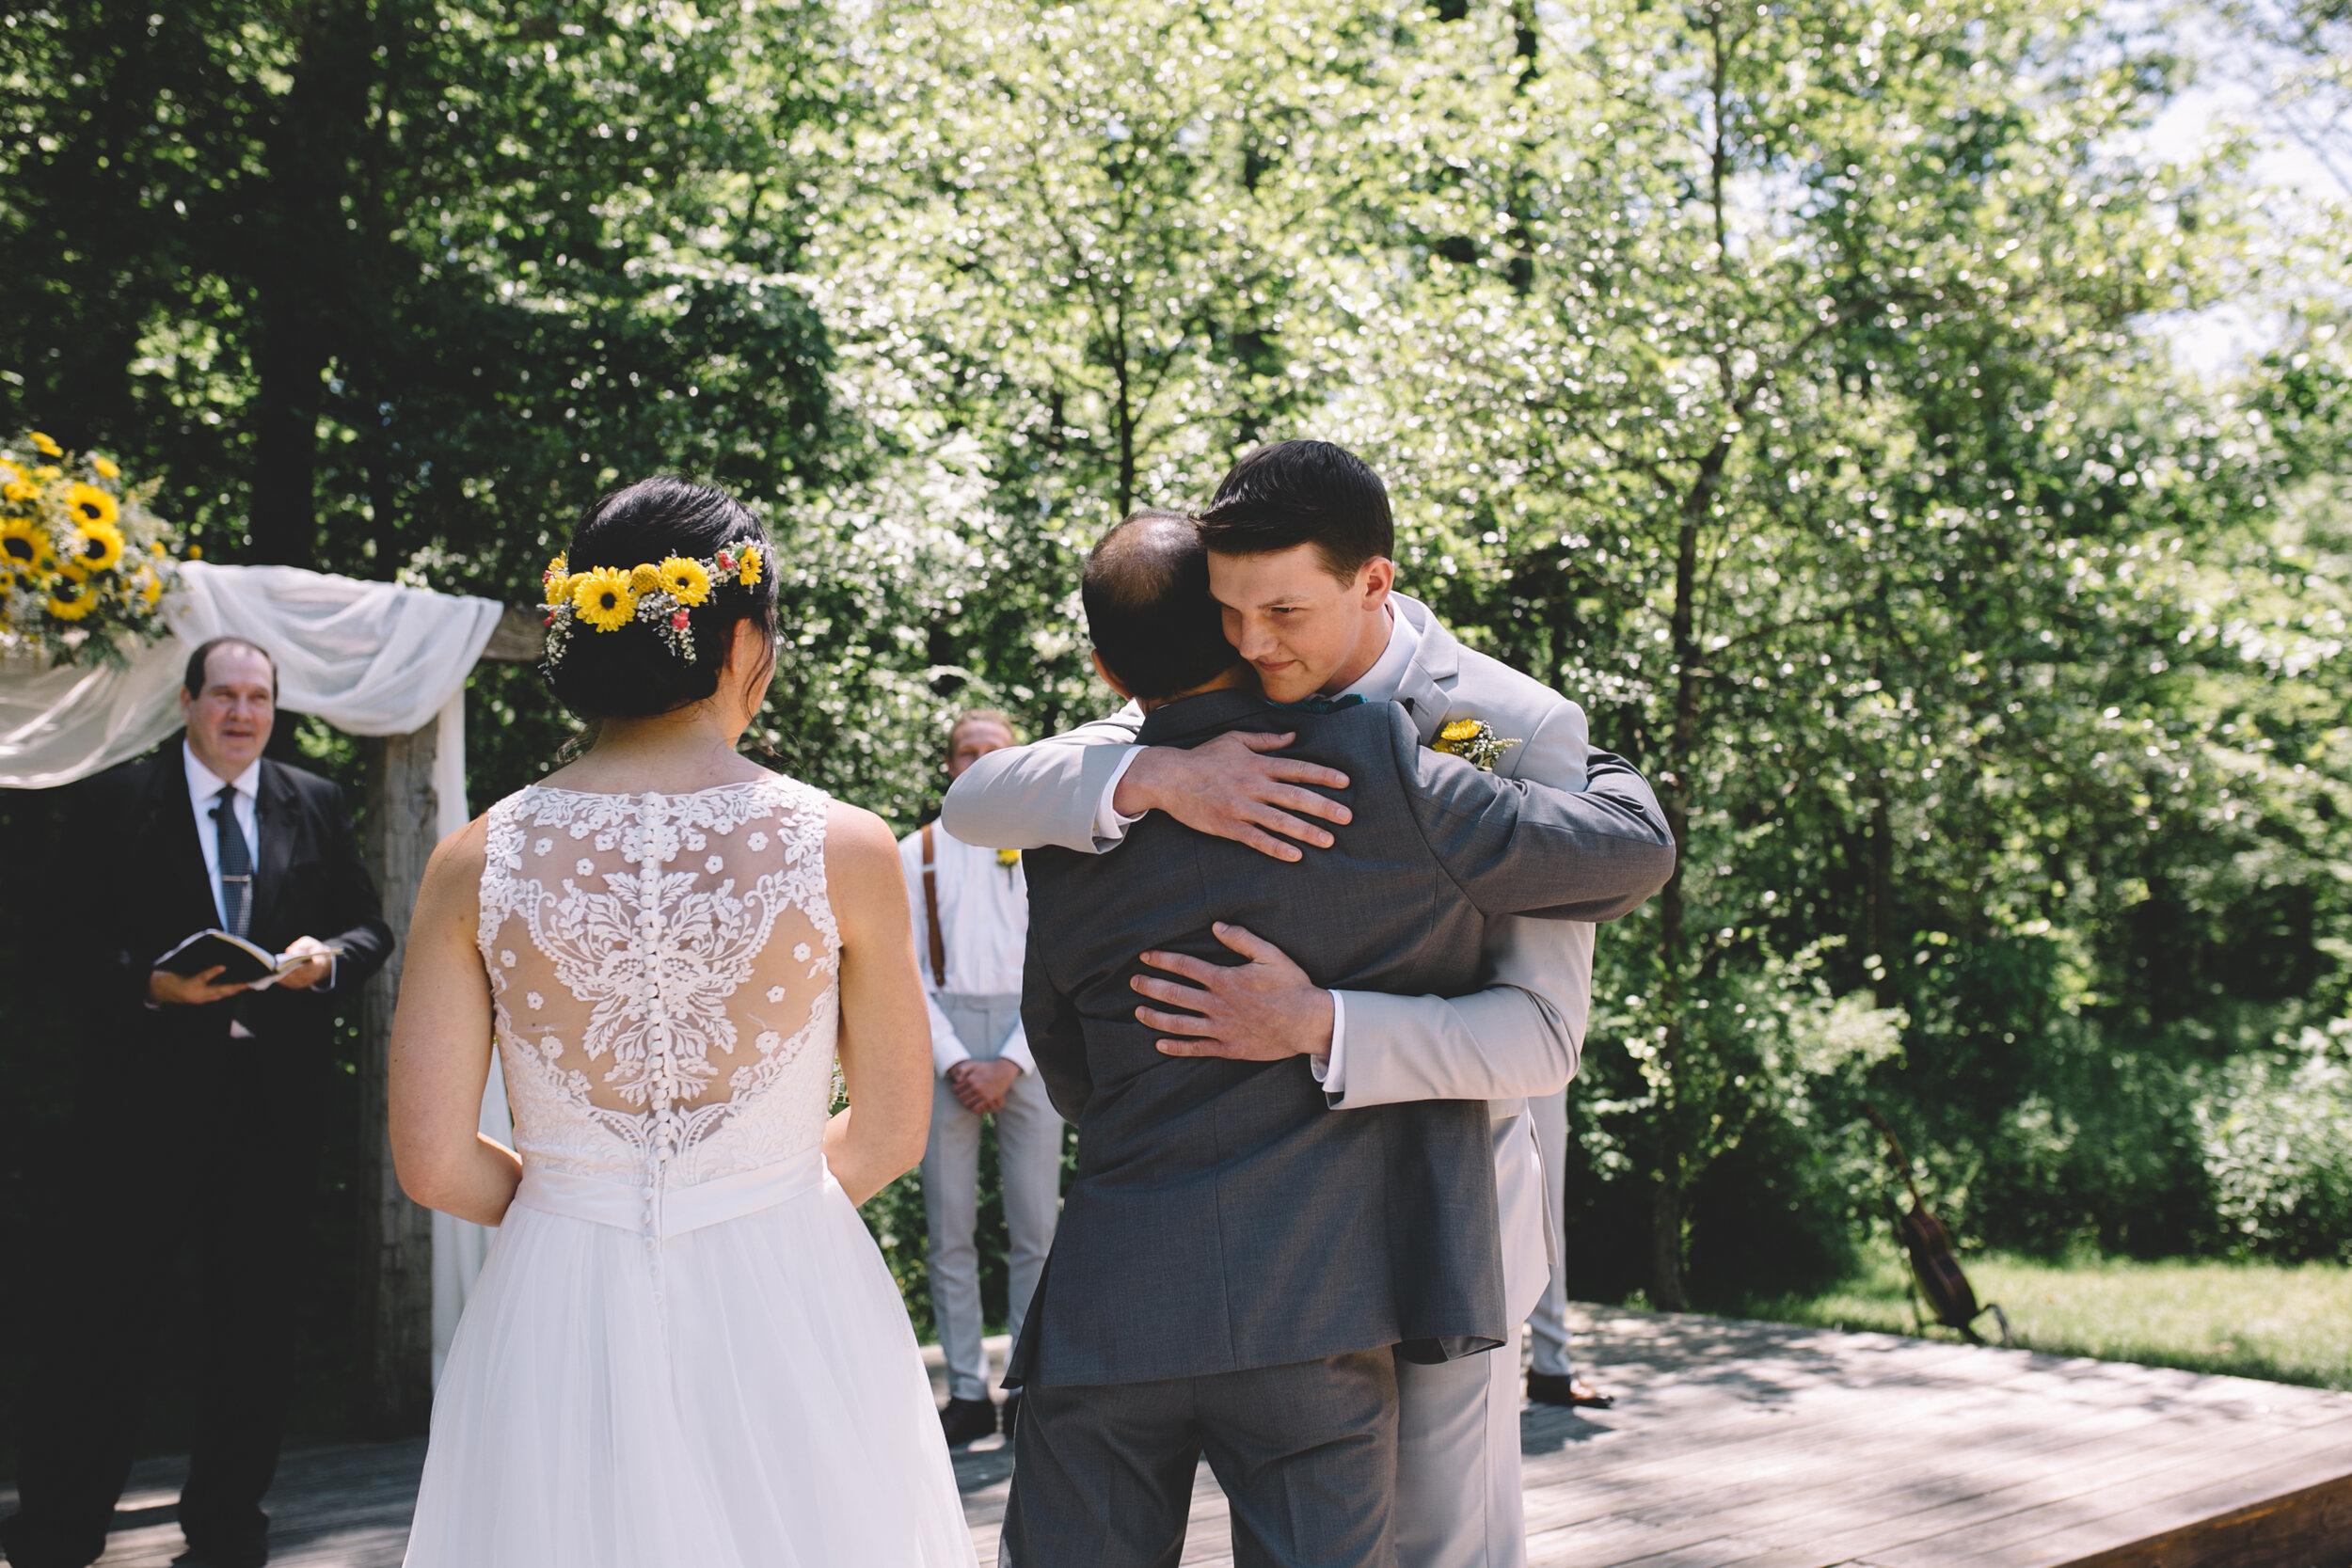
[
  {"xmin": 1394, "ymin": 1330, "xmax": 1527, "ymax": 1568},
  {"xmin": 1526, "ymin": 1084, "xmax": 1575, "ymax": 1379},
  {"xmin": 921, "ymin": 992, "xmax": 1064, "ymax": 1403}
]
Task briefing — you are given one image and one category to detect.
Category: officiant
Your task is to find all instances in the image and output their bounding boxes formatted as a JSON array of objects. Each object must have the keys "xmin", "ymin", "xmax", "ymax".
[{"xmin": 1, "ymin": 636, "xmax": 393, "ymax": 1568}]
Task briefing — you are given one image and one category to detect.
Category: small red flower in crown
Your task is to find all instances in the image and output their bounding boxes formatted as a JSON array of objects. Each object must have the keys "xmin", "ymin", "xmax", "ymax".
[
  {"xmin": 671, "ymin": 610, "xmax": 691, "ymax": 629},
  {"xmin": 714, "ymin": 549, "xmax": 736, "ymax": 571}
]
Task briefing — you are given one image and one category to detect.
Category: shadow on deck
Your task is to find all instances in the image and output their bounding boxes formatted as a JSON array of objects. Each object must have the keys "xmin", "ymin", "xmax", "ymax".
[{"xmin": 5, "ymin": 1306, "xmax": 2345, "ymax": 1568}]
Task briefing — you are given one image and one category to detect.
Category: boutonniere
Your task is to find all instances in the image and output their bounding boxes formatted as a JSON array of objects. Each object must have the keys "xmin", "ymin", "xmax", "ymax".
[
  {"xmin": 996, "ymin": 847, "xmax": 1021, "ymax": 870},
  {"xmin": 1432, "ymin": 718, "xmax": 1519, "ymax": 771}
]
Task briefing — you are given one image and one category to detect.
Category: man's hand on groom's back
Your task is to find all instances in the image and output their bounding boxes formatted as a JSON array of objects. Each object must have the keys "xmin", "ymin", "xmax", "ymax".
[
  {"xmin": 1136, "ymin": 924, "xmax": 1335, "ymax": 1061},
  {"xmin": 1113, "ymin": 732, "xmax": 1352, "ymax": 862}
]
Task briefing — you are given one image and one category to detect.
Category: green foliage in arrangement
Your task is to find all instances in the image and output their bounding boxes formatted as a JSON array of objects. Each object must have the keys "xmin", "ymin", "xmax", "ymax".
[{"xmin": 0, "ymin": 0, "xmax": 2348, "ymax": 1365}]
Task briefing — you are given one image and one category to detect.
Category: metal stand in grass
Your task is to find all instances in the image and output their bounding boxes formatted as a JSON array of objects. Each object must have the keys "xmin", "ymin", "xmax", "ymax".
[{"xmin": 1862, "ymin": 1104, "xmax": 2011, "ymax": 1348}]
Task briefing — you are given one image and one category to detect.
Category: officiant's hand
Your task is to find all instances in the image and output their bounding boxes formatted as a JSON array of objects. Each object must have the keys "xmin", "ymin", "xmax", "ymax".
[
  {"xmin": 1135, "ymin": 923, "xmax": 1334, "ymax": 1060},
  {"xmin": 276, "ymin": 935, "xmax": 335, "ymax": 990},
  {"xmin": 149, "ymin": 965, "xmax": 250, "ymax": 1006},
  {"xmin": 1114, "ymin": 732, "xmax": 1352, "ymax": 862}
]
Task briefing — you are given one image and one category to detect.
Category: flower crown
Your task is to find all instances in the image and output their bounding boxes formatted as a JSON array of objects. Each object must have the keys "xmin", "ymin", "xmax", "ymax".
[{"xmin": 539, "ymin": 540, "xmax": 765, "ymax": 668}]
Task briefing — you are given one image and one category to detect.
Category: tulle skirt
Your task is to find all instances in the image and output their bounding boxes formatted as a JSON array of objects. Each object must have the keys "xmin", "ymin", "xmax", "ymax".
[{"xmin": 403, "ymin": 1158, "xmax": 977, "ymax": 1568}]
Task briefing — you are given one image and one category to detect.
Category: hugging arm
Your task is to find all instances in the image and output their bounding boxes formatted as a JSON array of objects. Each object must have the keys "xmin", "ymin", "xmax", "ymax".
[{"xmin": 942, "ymin": 703, "xmax": 1352, "ymax": 861}]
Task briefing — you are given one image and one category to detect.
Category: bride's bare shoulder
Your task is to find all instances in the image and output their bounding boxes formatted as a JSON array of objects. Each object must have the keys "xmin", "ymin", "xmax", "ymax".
[
  {"xmin": 821, "ymin": 800, "xmax": 899, "ymax": 870},
  {"xmin": 412, "ymin": 813, "xmax": 492, "ymax": 925}
]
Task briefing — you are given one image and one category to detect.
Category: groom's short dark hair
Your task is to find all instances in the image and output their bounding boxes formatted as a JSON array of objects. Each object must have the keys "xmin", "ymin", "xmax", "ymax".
[
  {"xmin": 1083, "ymin": 511, "xmax": 1246, "ymax": 701},
  {"xmin": 1198, "ymin": 439, "xmax": 1393, "ymax": 583}
]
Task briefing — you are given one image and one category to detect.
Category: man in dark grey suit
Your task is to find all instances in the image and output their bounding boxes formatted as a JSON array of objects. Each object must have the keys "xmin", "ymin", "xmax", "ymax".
[{"xmin": 1002, "ymin": 512, "xmax": 1674, "ymax": 1568}]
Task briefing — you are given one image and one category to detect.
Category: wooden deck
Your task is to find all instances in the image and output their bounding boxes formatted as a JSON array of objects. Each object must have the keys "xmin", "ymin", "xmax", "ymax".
[{"xmin": 8, "ymin": 1305, "xmax": 2348, "ymax": 1567}]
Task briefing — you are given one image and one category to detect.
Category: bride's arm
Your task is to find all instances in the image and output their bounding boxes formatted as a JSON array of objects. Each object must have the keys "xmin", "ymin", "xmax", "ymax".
[
  {"xmin": 389, "ymin": 816, "xmax": 523, "ymax": 1227},
  {"xmin": 822, "ymin": 801, "xmax": 935, "ymax": 1206}
]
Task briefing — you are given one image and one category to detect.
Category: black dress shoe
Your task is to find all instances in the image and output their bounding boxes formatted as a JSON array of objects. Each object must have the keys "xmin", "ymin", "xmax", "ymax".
[
  {"xmin": 939, "ymin": 1395, "xmax": 998, "ymax": 1447},
  {"xmin": 1527, "ymin": 1370, "xmax": 1614, "ymax": 1409}
]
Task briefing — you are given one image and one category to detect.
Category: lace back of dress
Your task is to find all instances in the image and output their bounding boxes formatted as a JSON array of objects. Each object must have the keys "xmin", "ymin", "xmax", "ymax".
[{"xmin": 479, "ymin": 777, "xmax": 841, "ymax": 1188}]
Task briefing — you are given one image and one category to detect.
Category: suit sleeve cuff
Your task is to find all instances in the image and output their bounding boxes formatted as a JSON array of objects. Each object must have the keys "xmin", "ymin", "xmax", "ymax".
[
  {"xmin": 1311, "ymin": 990, "xmax": 1348, "ymax": 1098},
  {"xmin": 1090, "ymin": 747, "xmax": 1148, "ymax": 847}
]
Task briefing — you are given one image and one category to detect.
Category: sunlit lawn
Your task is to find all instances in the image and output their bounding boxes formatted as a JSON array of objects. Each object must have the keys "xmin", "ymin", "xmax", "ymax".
[{"xmin": 1735, "ymin": 1251, "xmax": 2352, "ymax": 1391}]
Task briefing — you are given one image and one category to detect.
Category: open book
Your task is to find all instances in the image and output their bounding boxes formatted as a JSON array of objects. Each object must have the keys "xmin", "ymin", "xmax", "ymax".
[{"xmin": 154, "ymin": 929, "xmax": 335, "ymax": 988}]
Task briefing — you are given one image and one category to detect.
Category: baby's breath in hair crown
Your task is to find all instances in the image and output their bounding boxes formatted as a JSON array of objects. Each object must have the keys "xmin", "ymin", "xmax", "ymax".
[{"xmin": 539, "ymin": 540, "xmax": 764, "ymax": 668}]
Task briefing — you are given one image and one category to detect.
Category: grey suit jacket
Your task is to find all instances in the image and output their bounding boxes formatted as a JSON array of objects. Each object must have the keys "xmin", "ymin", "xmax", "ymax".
[
  {"xmin": 944, "ymin": 593, "xmax": 1611, "ymax": 1317},
  {"xmin": 1011, "ymin": 688, "xmax": 1674, "ymax": 1388}
]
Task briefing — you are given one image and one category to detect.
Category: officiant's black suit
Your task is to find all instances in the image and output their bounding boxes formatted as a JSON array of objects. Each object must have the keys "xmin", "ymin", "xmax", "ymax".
[
  {"xmin": 1, "ymin": 744, "xmax": 392, "ymax": 1568},
  {"xmin": 1002, "ymin": 689, "xmax": 1673, "ymax": 1568}
]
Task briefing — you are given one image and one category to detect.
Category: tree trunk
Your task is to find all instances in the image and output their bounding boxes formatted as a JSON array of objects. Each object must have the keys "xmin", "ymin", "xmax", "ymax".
[
  {"xmin": 244, "ymin": 0, "xmax": 373, "ymax": 565},
  {"xmin": 1869, "ymin": 789, "xmax": 1896, "ymax": 1007},
  {"xmin": 357, "ymin": 721, "xmax": 439, "ymax": 1436}
]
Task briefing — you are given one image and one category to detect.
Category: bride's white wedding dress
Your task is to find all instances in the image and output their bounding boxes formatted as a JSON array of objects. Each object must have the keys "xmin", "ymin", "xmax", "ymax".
[{"xmin": 404, "ymin": 776, "xmax": 977, "ymax": 1568}]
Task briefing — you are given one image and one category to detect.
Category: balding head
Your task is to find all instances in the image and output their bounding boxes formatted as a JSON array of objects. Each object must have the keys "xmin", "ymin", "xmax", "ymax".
[{"xmin": 1082, "ymin": 510, "xmax": 1248, "ymax": 702}]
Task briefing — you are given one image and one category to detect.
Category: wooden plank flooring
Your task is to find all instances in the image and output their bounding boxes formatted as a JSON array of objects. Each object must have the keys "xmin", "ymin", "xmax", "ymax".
[{"xmin": 6, "ymin": 1306, "xmax": 2345, "ymax": 1567}]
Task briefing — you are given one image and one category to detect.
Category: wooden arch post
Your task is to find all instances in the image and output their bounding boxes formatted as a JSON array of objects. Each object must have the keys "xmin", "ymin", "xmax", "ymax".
[{"xmin": 355, "ymin": 607, "xmax": 541, "ymax": 1435}]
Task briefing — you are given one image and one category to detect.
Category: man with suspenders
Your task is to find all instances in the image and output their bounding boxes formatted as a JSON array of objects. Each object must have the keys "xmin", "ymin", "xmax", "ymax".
[{"xmin": 898, "ymin": 708, "xmax": 1067, "ymax": 1447}]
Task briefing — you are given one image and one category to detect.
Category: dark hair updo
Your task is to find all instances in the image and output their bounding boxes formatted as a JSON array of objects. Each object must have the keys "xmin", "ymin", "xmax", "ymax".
[{"xmin": 542, "ymin": 475, "xmax": 779, "ymax": 720}]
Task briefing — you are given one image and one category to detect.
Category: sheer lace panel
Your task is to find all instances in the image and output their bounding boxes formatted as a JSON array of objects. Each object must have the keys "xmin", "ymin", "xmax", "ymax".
[{"xmin": 479, "ymin": 777, "xmax": 841, "ymax": 1189}]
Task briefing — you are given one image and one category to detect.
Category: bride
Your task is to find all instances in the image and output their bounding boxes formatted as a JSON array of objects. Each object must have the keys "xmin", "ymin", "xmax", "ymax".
[{"xmin": 389, "ymin": 477, "xmax": 977, "ymax": 1566}]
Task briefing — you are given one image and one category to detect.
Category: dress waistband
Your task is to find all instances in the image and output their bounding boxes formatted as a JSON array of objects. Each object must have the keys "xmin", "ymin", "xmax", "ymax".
[{"xmin": 511, "ymin": 1149, "xmax": 830, "ymax": 1240}]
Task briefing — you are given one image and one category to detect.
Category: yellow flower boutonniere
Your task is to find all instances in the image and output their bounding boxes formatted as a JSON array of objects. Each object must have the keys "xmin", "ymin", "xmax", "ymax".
[
  {"xmin": 996, "ymin": 847, "xmax": 1021, "ymax": 869},
  {"xmin": 1432, "ymin": 717, "xmax": 1519, "ymax": 771}
]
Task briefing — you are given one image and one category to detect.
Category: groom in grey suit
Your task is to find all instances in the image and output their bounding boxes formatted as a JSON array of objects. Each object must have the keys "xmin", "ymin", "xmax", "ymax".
[
  {"xmin": 947, "ymin": 442, "xmax": 1626, "ymax": 1568},
  {"xmin": 999, "ymin": 512, "xmax": 1673, "ymax": 1568}
]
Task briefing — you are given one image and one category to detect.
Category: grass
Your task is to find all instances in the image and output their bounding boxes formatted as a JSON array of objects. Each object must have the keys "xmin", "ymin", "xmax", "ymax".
[{"xmin": 1734, "ymin": 1250, "xmax": 2352, "ymax": 1392}]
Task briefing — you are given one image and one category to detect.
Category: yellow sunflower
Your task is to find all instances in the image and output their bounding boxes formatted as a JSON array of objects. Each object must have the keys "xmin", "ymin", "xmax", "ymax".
[
  {"xmin": 628, "ymin": 562, "xmax": 665, "ymax": 594},
  {"xmin": 0, "ymin": 460, "xmax": 30, "ymax": 505},
  {"xmin": 44, "ymin": 576, "xmax": 95, "ymax": 620},
  {"xmin": 659, "ymin": 555, "xmax": 711, "ymax": 607},
  {"xmin": 0, "ymin": 517, "xmax": 50, "ymax": 575},
  {"xmin": 67, "ymin": 519, "xmax": 125, "ymax": 573},
  {"xmin": 64, "ymin": 483, "xmax": 118, "ymax": 530},
  {"xmin": 736, "ymin": 544, "xmax": 762, "ymax": 587},
  {"xmin": 28, "ymin": 431, "xmax": 60, "ymax": 457},
  {"xmin": 571, "ymin": 566, "xmax": 638, "ymax": 631},
  {"xmin": 92, "ymin": 455, "xmax": 119, "ymax": 479},
  {"xmin": 542, "ymin": 554, "xmax": 572, "ymax": 610}
]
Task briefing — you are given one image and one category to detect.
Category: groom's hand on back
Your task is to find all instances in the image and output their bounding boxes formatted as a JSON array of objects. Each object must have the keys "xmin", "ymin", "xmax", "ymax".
[
  {"xmin": 1135, "ymin": 924, "xmax": 1335, "ymax": 1061},
  {"xmin": 1113, "ymin": 732, "xmax": 1352, "ymax": 863}
]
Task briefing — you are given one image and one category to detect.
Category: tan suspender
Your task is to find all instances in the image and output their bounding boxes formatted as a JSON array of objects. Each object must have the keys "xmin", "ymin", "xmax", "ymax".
[{"xmin": 920, "ymin": 822, "xmax": 947, "ymax": 989}]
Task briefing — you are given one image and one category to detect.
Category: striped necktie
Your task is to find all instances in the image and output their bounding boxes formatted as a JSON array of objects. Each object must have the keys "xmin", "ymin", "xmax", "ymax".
[{"xmin": 214, "ymin": 784, "xmax": 253, "ymax": 938}]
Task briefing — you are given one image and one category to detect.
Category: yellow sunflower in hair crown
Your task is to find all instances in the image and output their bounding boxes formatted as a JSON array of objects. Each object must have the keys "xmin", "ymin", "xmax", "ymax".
[{"xmin": 572, "ymin": 566, "xmax": 639, "ymax": 632}]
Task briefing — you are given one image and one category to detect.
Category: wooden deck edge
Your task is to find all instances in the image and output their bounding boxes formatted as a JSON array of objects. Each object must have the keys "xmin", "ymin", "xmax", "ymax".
[{"xmin": 2059, "ymin": 1470, "xmax": 2352, "ymax": 1568}]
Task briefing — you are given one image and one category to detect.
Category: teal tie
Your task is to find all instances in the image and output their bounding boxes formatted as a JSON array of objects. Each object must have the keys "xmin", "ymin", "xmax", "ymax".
[
  {"xmin": 1267, "ymin": 693, "xmax": 1366, "ymax": 716},
  {"xmin": 214, "ymin": 784, "xmax": 252, "ymax": 938}
]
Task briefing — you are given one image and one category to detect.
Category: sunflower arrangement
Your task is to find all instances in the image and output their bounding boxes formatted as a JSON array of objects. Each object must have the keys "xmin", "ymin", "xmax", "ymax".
[
  {"xmin": 1431, "ymin": 717, "xmax": 1519, "ymax": 772},
  {"xmin": 0, "ymin": 431, "xmax": 183, "ymax": 665},
  {"xmin": 539, "ymin": 540, "xmax": 763, "ymax": 670}
]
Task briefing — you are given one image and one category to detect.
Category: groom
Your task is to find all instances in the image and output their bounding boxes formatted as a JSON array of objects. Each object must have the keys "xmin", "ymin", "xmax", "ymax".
[
  {"xmin": 999, "ymin": 513, "xmax": 1673, "ymax": 1566},
  {"xmin": 948, "ymin": 440, "xmax": 1621, "ymax": 1567}
]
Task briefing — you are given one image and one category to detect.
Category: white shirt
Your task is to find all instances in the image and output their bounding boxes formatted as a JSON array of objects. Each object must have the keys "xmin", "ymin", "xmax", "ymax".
[
  {"xmin": 183, "ymin": 743, "xmax": 270, "ymax": 1034},
  {"xmin": 1086, "ymin": 602, "xmax": 1417, "ymax": 1081},
  {"xmin": 898, "ymin": 821, "xmax": 1039, "ymax": 1078},
  {"xmin": 185, "ymin": 742, "xmax": 262, "ymax": 930}
]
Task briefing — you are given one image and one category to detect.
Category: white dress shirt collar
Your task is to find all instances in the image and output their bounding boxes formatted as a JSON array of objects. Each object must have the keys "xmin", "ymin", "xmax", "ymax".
[
  {"xmin": 184, "ymin": 741, "xmax": 263, "ymax": 807},
  {"xmin": 1339, "ymin": 599, "xmax": 1423, "ymax": 706}
]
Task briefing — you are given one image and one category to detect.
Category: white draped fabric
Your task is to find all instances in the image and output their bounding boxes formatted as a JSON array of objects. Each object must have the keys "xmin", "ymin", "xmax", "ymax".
[
  {"xmin": 0, "ymin": 561, "xmax": 505, "ymax": 788},
  {"xmin": 0, "ymin": 561, "xmax": 514, "ymax": 1381}
]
